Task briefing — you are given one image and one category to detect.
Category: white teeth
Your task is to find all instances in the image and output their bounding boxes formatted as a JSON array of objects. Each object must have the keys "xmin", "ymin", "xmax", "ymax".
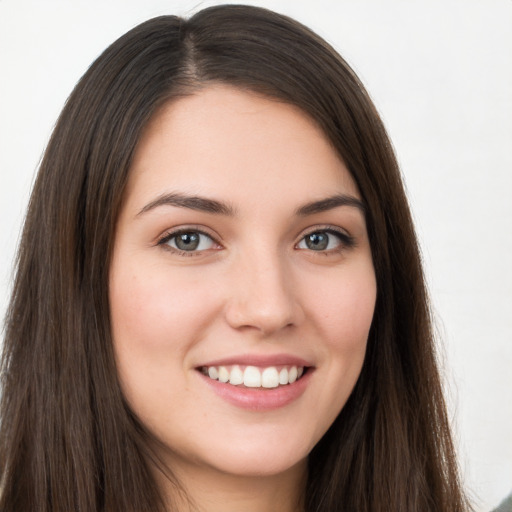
[
  {"xmin": 279, "ymin": 368, "xmax": 289, "ymax": 385},
  {"xmin": 261, "ymin": 367, "xmax": 279, "ymax": 388},
  {"xmin": 243, "ymin": 366, "xmax": 261, "ymax": 387},
  {"xmin": 229, "ymin": 365, "xmax": 243, "ymax": 385},
  {"xmin": 203, "ymin": 364, "xmax": 305, "ymax": 388},
  {"xmin": 218, "ymin": 366, "xmax": 229, "ymax": 383}
]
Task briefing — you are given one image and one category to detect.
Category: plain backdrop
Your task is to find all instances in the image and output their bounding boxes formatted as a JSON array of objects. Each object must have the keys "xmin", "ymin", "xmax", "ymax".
[{"xmin": 1, "ymin": 1, "xmax": 511, "ymax": 510}]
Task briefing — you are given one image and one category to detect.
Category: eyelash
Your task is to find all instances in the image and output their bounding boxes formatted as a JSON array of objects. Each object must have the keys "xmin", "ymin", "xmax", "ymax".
[
  {"xmin": 157, "ymin": 226, "xmax": 355, "ymax": 256},
  {"xmin": 157, "ymin": 228, "xmax": 220, "ymax": 257},
  {"xmin": 296, "ymin": 227, "xmax": 356, "ymax": 254}
]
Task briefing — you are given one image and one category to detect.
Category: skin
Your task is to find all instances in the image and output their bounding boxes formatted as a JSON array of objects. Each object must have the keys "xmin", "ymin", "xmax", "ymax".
[{"xmin": 109, "ymin": 85, "xmax": 377, "ymax": 511}]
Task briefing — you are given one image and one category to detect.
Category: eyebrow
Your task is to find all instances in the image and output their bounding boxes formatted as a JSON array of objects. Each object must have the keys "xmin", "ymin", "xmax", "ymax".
[
  {"xmin": 295, "ymin": 194, "xmax": 365, "ymax": 216},
  {"xmin": 137, "ymin": 192, "xmax": 236, "ymax": 217},
  {"xmin": 137, "ymin": 192, "xmax": 365, "ymax": 218}
]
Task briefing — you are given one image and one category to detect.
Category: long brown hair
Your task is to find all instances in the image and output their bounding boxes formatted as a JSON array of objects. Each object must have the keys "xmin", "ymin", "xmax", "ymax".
[{"xmin": 1, "ymin": 5, "xmax": 470, "ymax": 511}]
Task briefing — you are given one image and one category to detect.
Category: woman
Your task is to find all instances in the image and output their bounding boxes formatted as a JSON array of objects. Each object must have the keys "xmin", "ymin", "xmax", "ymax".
[{"xmin": 0, "ymin": 5, "xmax": 470, "ymax": 511}]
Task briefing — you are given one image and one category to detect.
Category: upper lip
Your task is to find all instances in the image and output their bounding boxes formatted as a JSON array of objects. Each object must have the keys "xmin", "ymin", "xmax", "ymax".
[{"xmin": 197, "ymin": 353, "xmax": 313, "ymax": 368}]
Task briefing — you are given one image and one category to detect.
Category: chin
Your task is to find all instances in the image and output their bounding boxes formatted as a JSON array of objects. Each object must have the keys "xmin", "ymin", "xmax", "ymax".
[
  {"xmin": 160, "ymin": 427, "xmax": 313, "ymax": 481},
  {"xmin": 205, "ymin": 452, "xmax": 308, "ymax": 480}
]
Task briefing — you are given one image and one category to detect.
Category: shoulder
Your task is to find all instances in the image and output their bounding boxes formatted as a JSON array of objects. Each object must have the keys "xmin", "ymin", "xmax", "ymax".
[{"xmin": 492, "ymin": 492, "xmax": 512, "ymax": 512}]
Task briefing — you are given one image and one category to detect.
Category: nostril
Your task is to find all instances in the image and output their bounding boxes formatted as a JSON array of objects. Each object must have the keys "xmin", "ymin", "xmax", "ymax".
[{"xmin": 224, "ymin": 304, "xmax": 299, "ymax": 336}]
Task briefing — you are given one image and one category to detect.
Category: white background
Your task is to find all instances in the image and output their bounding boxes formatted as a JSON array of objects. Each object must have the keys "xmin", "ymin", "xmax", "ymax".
[{"xmin": 0, "ymin": 1, "xmax": 511, "ymax": 510}]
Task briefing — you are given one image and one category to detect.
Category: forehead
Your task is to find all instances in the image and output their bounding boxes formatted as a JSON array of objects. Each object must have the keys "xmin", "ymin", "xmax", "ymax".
[{"xmin": 126, "ymin": 85, "xmax": 359, "ymax": 211}]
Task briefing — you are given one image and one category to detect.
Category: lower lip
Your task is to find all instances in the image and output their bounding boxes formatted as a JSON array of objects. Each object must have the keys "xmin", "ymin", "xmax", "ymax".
[{"xmin": 198, "ymin": 370, "xmax": 313, "ymax": 411}]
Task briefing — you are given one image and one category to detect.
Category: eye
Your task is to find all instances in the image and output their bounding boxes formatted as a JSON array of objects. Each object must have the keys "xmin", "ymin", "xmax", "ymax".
[
  {"xmin": 296, "ymin": 229, "xmax": 353, "ymax": 252},
  {"xmin": 159, "ymin": 230, "xmax": 218, "ymax": 253}
]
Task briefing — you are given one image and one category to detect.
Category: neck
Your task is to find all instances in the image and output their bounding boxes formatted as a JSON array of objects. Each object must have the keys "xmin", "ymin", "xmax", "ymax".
[{"xmin": 155, "ymin": 457, "xmax": 307, "ymax": 512}]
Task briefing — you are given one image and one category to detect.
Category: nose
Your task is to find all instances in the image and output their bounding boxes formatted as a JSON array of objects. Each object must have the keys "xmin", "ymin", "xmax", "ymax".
[{"xmin": 224, "ymin": 249, "xmax": 303, "ymax": 336}]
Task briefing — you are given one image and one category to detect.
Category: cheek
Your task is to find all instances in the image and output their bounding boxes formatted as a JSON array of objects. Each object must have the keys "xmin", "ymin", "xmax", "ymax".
[
  {"xmin": 108, "ymin": 262, "xmax": 217, "ymax": 425},
  {"xmin": 109, "ymin": 262, "xmax": 216, "ymax": 354},
  {"xmin": 305, "ymin": 262, "xmax": 376, "ymax": 399},
  {"xmin": 110, "ymin": 272, "xmax": 173, "ymax": 359},
  {"xmin": 309, "ymin": 264, "xmax": 377, "ymax": 350},
  {"xmin": 288, "ymin": 263, "xmax": 376, "ymax": 445},
  {"xmin": 108, "ymin": 262, "xmax": 224, "ymax": 421},
  {"xmin": 109, "ymin": 270, "xmax": 176, "ymax": 401}
]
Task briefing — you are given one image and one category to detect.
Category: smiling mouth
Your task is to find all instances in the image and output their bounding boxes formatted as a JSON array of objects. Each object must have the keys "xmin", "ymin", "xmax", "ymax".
[{"xmin": 198, "ymin": 364, "xmax": 307, "ymax": 389}]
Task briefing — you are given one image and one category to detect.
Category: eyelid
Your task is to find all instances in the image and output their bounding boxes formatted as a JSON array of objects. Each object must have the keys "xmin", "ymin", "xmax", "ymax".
[
  {"xmin": 295, "ymin": 225, "xmax": 356, "ymax": 251},
  {"xmin": 156, "ymin": 225, "xmax": 223, "ymax": 254},
  {"xmin": 296, "ymin": 224, "xmax": 352, "ymax": 239},
  {"xmin": 155, "ymin": 224, "xmax": 355, "ymax": 256}
]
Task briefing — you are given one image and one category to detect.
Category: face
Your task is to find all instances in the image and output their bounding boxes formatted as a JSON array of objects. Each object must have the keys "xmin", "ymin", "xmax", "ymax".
[{"xmin": 109, "ymin": 86, "xmax": 376, "ymax": 480}]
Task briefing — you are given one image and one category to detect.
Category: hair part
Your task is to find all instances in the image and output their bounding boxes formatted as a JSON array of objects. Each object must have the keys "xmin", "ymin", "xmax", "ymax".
[{"xmin": 1, "ymin": 5, "xmax": 470, "ymax": 511}]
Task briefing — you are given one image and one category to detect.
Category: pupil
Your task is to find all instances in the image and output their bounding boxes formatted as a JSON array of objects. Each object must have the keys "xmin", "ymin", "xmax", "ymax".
[
  {"xmin": 306, "ymin": 232, "xmax": 328, "ymax": 250},
  {"xmin": 176, "ymin": 233, "xmax": 200, "ymax": 251}
]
